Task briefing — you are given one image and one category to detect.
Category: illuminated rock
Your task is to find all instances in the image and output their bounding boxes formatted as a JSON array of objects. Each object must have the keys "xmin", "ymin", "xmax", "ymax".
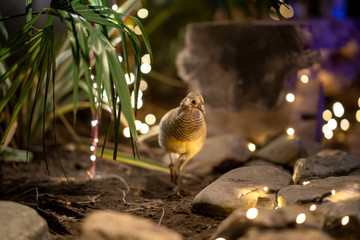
[{"xmin": 192, "ymin": 166, "xmax": 293, "ymax": 217}]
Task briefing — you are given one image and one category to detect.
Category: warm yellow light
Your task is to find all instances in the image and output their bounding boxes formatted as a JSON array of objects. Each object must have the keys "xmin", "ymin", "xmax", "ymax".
[
  {"xmin": 296, "ymin": 213, "xmax": 306, "ymax": 224},
  {"xmin": 134, "ymin": 25, "xmax": 142, "ymax": 35},
  {"xmin": 300, "ymin": 74, "xmax": 309, "ymax": 83},
  {"xmin": 341, "ymin": 216, "xmax": 349, "ymax": 226},
  {"xmin": 333, "ymin": 102, "xmax": 345, "ymax": 118},
  {"xmin": 142, "ymin": 54, "xmax": 151, "ymax": 64},
  {"xmin": 246, "ymin": 208, "xmax": 258, "ymax": 219},
  {"xmin": 263, "ymin": 186, "xmax": 269, "ymax": 192},
  {"xmin": 331, "ymin": 189, "xmax": 336, "ymax": 195},
  {"xmin": 310, "ymin": 204, "xmax": 316, "ymax": 211},
  {"xmin": 286, "ymin": 93, "xmax": 295, "ymax": 103},
  {"xmin": 125, "ymin": 73, "xmax": 135, "ymax": 84},
  {"xmin": 279, "ymin": 4, "xmax": 294, "ymax": 18},
  {"xmin": 215, "ymin": 238, "xmax": 226, "ymax": 240},
  {"xmin": 140, "ymin": 123, "xmax": 150, "ymax": 134},
  {"xmin": 123, "ymin": 127, "xmax": 130, "ymax": 138},
  {"xmin": 356, "ymin": 110, "xmax": 360, "ymax": 122},
  {"xmin": 140, "ymin": 63, "xmax": 151, "ymax": 74},
  {"xmin": 358, "ymin": 97, "xmax": 360, "ymax": 108},
  {"xmin": 328, "ymin": 118, "xmax": 337, "ymax": 130},
  {"xmin": 303, "ymin": 181, "xmax": 310, "ymax": 185},
  {"xmin": 137, "ymin": 8, "xmax": 149, "ymax": 19},
  {"xmin": 94, "ymin": 138, "xmax": 99, "ymax": 143},
  {"xmin": 340, "ymin": 119, "xmax": 350, "ymax": 131},
  {"xmin": 140, "ymin": 80, "xmax": 148, "ymax": 91},
  {"xmin": 324, "ymin": 129, "xmax": 334, "ymax": 140},
  {"xmin": 248, "ymin": 143, "xmax": 256, "ymax": 152},
  {"xmin": 322, "ymin": 110, "xmax": 332, "ymax": 121},
  {"xmin": 287, "ymin": 128, "xmax": 295, "ymax": 136},
  {"xmin": 145, "ymin": 114, "xmax": 156, "ymax": 125},
  {"xmin": 269, "ymin": 6, "xmax": 280, "ymax": 21}
]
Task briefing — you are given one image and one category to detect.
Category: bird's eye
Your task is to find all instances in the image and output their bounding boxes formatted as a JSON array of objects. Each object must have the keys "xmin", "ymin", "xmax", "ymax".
[{"xmin": 191, "ymin": 100, "xmax": 196, "ymax": 104}]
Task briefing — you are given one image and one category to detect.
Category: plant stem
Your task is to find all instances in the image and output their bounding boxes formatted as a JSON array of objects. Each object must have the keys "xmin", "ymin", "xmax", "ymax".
[{"xmin": 0, "ymin": 11, "xmax": 46, "ymax": 23}]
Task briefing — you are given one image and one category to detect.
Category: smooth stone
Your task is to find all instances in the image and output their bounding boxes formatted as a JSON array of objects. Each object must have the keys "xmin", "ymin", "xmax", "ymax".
[
  {"xmin": 0, "ymin": 201, "xmax": 50, "ymax": 240},
  {"xmin": 192, "ymin": 166, "xmax": 293, "ymax": 217},
  {"xmin": 184, "ymin": 134, "xmax": 251, "ymax": 176},
  {"xmin": 79, "ymin": 210, "xmax": 182, "ymax": 240},
  {"xmin": 255, "ymin": 135, "xmax": 323, "ymax": 167},
  {"xmin": 211, "ymin": 205, "xmax": 328, "ymax": 240},
  {"xmin": 293, "ymin": 150, "xmax": 360, "ymax": 184},
  {"xmin": 278, "ymin": 175, "xmax": 360, "ymax": 206}
]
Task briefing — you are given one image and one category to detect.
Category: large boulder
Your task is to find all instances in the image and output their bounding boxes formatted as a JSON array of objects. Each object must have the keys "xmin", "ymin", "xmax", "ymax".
[{"xmin": 192, "ymin": 166, "xmax": 293, "ymax": 217}]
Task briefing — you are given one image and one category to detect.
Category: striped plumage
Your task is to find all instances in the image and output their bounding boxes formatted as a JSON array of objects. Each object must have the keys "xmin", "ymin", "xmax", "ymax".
[{"xmin": 159, "ymin": 92, "xmax": 206, "ymax": 194}]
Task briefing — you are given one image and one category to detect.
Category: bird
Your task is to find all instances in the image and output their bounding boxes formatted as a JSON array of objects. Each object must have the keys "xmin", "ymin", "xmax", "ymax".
[{"xmin": 158, "ymin": 91, "xmax": 207, "ymax": 195}]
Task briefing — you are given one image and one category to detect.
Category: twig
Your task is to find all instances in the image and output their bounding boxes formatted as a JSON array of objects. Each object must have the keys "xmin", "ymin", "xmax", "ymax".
[{"xmin": 157, "ymin": 207, "xmax": 165, "ymax": 226}]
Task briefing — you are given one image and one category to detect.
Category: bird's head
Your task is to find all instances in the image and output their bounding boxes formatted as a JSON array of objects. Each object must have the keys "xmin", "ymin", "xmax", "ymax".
[{"xmin": 180, "ymin": 92, "xmax": 205, "ymax": 114}]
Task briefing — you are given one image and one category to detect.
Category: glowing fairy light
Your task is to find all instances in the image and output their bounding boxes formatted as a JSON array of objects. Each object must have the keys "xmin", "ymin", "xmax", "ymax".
[
  {"xmin": 322, "ymin": 110, "xmax": 332, "ymax": 121},
  {"xmin": 90, "ymin": 155, "xmax": 96, "ymax": 161},
  {"xmin": 135, "ymin": 120, "xmax": 142, "ymax": 130},
  {"xmin": 140, "ymin": 123, "xmax": 150, "ymax": 134},
  {"xmin": 126, "ymin": 25, "xmax": 134, "ymax": 31},
  {"xmin": 310, "ymin": 204, "xmax": 316, "ymax": 211},
  {"xmin": 324, "ymin": 129, "xmax": 334, "ymax": 140},
  {"xmin": 145, "ymin": 114, "xmax": 156, "ymax": 125},
  {"xmin": 140, "ymin": 63, "xmax": 152, "ymax": 74},
  {"xmin": 287, "ymin": 128, "xmax": 295, "ymax": 136},
  {"xmin": 331, "ymin": 189, "xmax": 336, "ymax": 195},
  {"xmin": 91, "ymin": 120, "xmax": 98, "ymax": 127},
  {"xmin": 328, "ymin": 118, "xmax": 337, "ymax": 130},
  {"xmin": 92, "ymin": 83, "xmax": 97, "ymax": 89},
  {"xmin": 356, "ymin": 110, "xmax": 360, "ymax": 122},
  {"xmin": 333, "ymin": 102, "xmax": 345, "ymax": 118},
  {"xmin": 125, "ymin": 73, "xmax": 135, "ymax": 84},
  {"xmin": 132, "ymin": 98, "xmax": 143, "ymax": 109},
  {"xmin": 134, "ymin": 25, "xmax": 142, "ymax": 35},
  {"xmin": 112, "ymin": 4, "xmax": 118, "ymax": 11},
  {"xmin": 90, "ymin": 146, "xmax": 95, "ymax": 151},
  {"xmin": 90, "ymin": 74, "xmax": 95, "ymax": 80},
  {"xmin": 263, "ymin": 186, "xmax": 269, "ymax": 192},
  {"xmin": 248, "ymin": 143, "xmax": 256, "ymax": 152},
  {"xmin": 303, "ymin": 181, "xmax": 310, "ymax": 185},
  {"xmin": 139, "ymin": 80, "xmax": 148, "ymax": 91},
  {"xmin": 340, "ymin": 119, "xmax": 350, "ymax": 131},
  {"xmin": 94, "ymin": 138, "xmax": 99, "ymax": 143},
  {"xmin": 142, "ymin": 54, "xmax": 151, "ymax": 64},
  {"xmin": 118, "ymin": 55, "xmax": 123, "ymax": 62},
  {"xmin": 341, "ymin": 216, "xmax": 349, "ymax": 226},
  {"xmin": 296, "ymin": 213, "xmax": 306, "ymax": 224},
  {"xmin": 358, "ymin": 97, "xmax": 360, "ymax": 108},
  {"xmin": 286, "ymin": 93, "xmax": 295, "ymax": 103},
  {"xmin": 279, "ymin": 3, "xmax": 294, "ymax": 18},
  {"xmin": 215, "ymin": 238, "xmax": 226, "ymax": 240},
  {"xmin": 246, "ymin": 208, "xmax": 258, "ymax": 219},
  {"xmin": 137, "ymin": 8, "xmax": 149, "ymax": 19},
  {"xmin": 123, "ymin": 127, "xmax": 130, "ymax": 138},
  {"xmin": 300, "ymin": 74, "xmax": 309, "ymax": 84},
  {"xmin": 115, "ymin": 37, "xmax": 122, "ymax": 44}
]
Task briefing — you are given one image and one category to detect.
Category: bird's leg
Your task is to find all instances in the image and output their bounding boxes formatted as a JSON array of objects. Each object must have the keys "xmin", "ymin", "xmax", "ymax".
[
  {"xmin": 173, "ymin": 154, "xmax": 188, "ymax": 196},
  {"xmin": 168, "ymin": 153, "xmax": 177, "ymax": 185}
]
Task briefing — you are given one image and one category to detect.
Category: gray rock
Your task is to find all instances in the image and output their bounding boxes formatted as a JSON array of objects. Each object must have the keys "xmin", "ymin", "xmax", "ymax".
[
  {"xmin": 79, "ymin": 210, "xmax": 182, "ymax": 240},
  {"xmin": 192, "ymin": 166, "xmax": 293, "ymax": 217},
  {"xmin": 293, "ymin": 150, "xmax": 360, "ymax": 184},
  {"xmin": 0, "ymin": 201, "xmax": 50, "ymax": 240},
  {"xmin": 255, "ymin": 135, "xmax": 323, "ymax": 167},
  {"xmin": 236, "ymin": 228, "xmax": 333, "ymax": 240},
  {"xmin": 177, "ymin": 21, "xmax": 318, "ymax": 110},
  {"xmin": 278, "ymin": 175, "xmax": 360, "ymax": 206},
  {"xmin": 211, "ymin": 205, "xmax": 328, "ymax": 240},
  {"xmin": 244, "ymin": 159, "xmax": 289, "ymax": 174},
  {"xmin": 184, "ymin": 134, "xmax": 251, "ymax": 176}
]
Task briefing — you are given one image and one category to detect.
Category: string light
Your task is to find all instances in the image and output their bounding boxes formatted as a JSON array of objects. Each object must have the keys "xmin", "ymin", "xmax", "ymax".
[
  {"xmin": 140, "ymin": 63, "xmax": 151, "ymax": 74},
  {"xmin": 296, "ymin": 213, "xmax": 306, "ymax": 224},
  {"xmin": 246, "ymin": 208, "xmax": 258, "ymax": 219},
  {"xmin": 140, "ymin": 123, "xmax": 150, "ymax": 134},
  {"xmin": 139, "ymin": 80, "xmax": 148, "ymax": 91},
  {"xmin": 322, "ymin": 110, "xmax": 332, "ymax": 121},
  {"xmin": 141, "ymin": 54, "xmax": 151, "ymax": 64},
  {"xmin": 356, "ymin": 110, "xmax": 360, "ymax": 122},
  {"xmin": 263, "ymin": 186, "xmax": 269, "ymax": 192},
  {"xmin": 331, "ymin": 189, "xmax": 336, "ymax": 195},
  {"xmin": 90, "ymin": 146, "xmax": 95, "ymax": 151},
  {"xmin": 112, "ymin": 4, "xmax": 118, "ymax": 11},
  {"xmin": 300, "ymin": 74, "xmax": 309, "ymax": 83},
  {"xmin": 90, "ymin": 74, "xmax": 95, "ymax": 80},
  {"xmin": 118, "ymin": 55, "xmax": 123, "ymax": 62},
  {"xmin": 92, "ymin": 82, "xmax": 97, "ymax": 89},
  {"xmin": 324, "ymin": 129, "xmax": 334, "ymax": 140},
  {"xmin": 125, "ymin": 73, "xmax": 135, "ymax": 84},
  {"xmin": 340, "ymin": 119, "xmax": 350, "ymax": 131},
  {"xmin": 137, "ymin": 8, "xmax": 149, "ymax": 19},
  {"xmin": 94, "ymin": 138, "xmax": 99, "ymax": 143},
  {"xmin": 303, "ymin": 181, "xmax": 310, "ymax": 185},
  {"xmin": 91, "ymin": 119, "xmax": 98, "ymax": 127},
  {"xmin": 145, "ymin": 114, "xmax": 156, "ymax": 125},
  {"xmin": 286, "ymin": 93, "xmax": 295, "ymax": 103},
  {"xmin": 90, "ymin": 155, "xmax": 96, "ymax": 161},
  {"xmin": 358, "ymin": 97, "xmax": 360, "ymax": 108},
  {"xmin": 310, "ymin": 204, "xmax": 316, "ymax": 211},
  {"xmin": 341, "ymin": 216, "xmax": 349, "ymax": 226},
  {"xmin": 248, "ymin": 142, "xmax": 256, "ymax": 152},
  {"xmin": 123, "ymin": 127, "xmax": 130, "ymax": 138},
  {"xmin": 135, "ymin": 120, "xmax": 142, "ymax": 130},
  {"xmin": 328, "ymin": 118, "xmax": 337, "ymax": 130},
  {"xmin": 287, "ymin": 128, "xmax": 295, "ymax": 136},
  {"xmin": 333, "ymin": 102, "xmax": 345, "ymax": 118},
  {"xmin": 134, "ymin": 25, "xmax": 142, "ymax": 35}
]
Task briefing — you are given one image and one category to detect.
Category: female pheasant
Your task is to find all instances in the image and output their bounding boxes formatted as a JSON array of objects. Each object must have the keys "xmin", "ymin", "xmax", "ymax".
[{"xmin": 158, "ymin": 92, "xmax": 207, "ymax": 195}]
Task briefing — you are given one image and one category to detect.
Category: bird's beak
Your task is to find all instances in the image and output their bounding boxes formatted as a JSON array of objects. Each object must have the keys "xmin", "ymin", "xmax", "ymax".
[{"xmin": 199, "ymin": 104, "xmax": 205, "ymax": 114}]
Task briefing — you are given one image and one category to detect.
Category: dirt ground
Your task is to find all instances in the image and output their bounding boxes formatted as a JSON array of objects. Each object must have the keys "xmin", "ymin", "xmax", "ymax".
[{"xmin": 0, "ymin": 146, "xmax": 224, "ymax": 240}]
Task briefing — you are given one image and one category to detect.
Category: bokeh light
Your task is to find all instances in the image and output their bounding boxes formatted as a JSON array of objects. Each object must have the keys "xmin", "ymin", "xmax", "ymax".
[
  {"xmin": 246, "ymin": 208, "xmax": 258, "ymax": 219},
  {"xmin": 248, "ymin": 142, "xmax": 256, "ymax": 152},
  {"xmin": 340, "ymin": 119, "xmax": 350, "ymax": 131},
  {"xmin": 341, "ymin": 216, "xmax": 349, "ymax": 226},
  {"xmin": 296, "ymin": 213, "xmax": 306, "ymax": 224},
  {"xmin": 145, "ymin": 114, "xmax": 156, "ymax": 125},
  {"xmin": 286, "ymin": 93, "xmax": 295, "ymax": 102},
  {"xmin": 333, "ymin": 102, "xmax": 345, "ymax": 118},
  {"xmin": 287, "ymin": 128, "xmax": 295, "ymax": 136},
  {"xmin": 322, "ymin": 110, "xmax": 332, "ymax": 121},
  {"xmin": 300, "ymin": 74, "xmax": 309, "ymax": 83},
  {"xmin": 137, "ymin": 8, "xmax": 149, "ymax": 19}
]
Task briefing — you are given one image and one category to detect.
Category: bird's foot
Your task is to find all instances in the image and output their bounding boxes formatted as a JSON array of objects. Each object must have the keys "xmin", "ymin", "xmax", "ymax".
[
  {"xmin": 169, "ymin": 185, "xmax": 188, "ymax": 197},
  {"xmin": 169, "ymin": 163, "xmax": 178, "ymax": 185}
]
